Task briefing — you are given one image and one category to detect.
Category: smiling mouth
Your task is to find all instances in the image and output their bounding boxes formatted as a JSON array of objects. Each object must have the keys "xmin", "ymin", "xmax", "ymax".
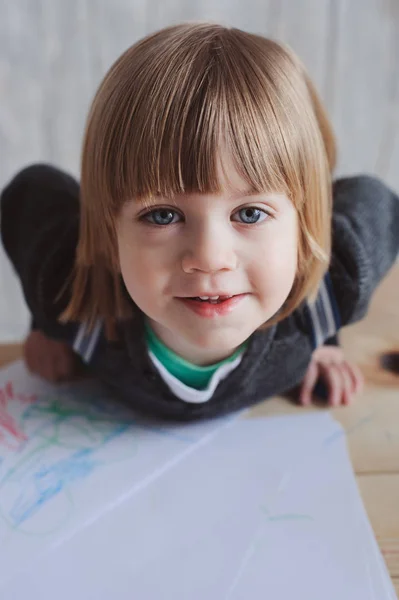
[
  {"xmin": 188, "ymin": 295, "xmax": 234, "ymax": 304},
  {"xmin": 177, "ymin": 294, "xmax": 246, "ymax": 317}
]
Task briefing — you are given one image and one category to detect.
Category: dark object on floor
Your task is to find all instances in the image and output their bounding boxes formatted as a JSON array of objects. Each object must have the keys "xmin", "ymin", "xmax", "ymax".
[
  {"xmin": 285, "ymin": 377, "xmax": 329, "ymax": 405},
  {"xmin": 313, "ymin": 378, "xmax": 329, "ymax": 400},
  {"xmin": 380, "ymin": 352, "xmax": 399, "ymax": 375}
]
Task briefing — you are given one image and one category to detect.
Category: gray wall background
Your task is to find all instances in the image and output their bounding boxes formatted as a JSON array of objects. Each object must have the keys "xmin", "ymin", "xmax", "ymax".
[{"xmin": 1, "ymin": 0, "xmax": 398, "ymax": 342}]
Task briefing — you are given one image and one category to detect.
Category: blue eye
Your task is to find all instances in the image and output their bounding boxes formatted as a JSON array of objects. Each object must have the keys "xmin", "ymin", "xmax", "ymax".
[
  {"xmin": 141, "ymin": 206, "xmax": 270, "ymax": 226},
  {"xmin": 143, "ymin": 209, "xmax": 181, "ymax": 226},
  {"xmin": 233, "ymin": 207, "xmax": 268, "ymax": 224}
]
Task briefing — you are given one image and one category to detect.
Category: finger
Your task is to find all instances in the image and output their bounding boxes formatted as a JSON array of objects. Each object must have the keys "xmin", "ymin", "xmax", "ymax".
[
  {"xmin": 299, "ymin": 360, "xmax": 320, "ymax": 406},
  {"xmin": 340, "ymin": 363, "xmax": 357, "ymax": 405},
  {"xmin": 347, "ymin": 362, "xmax": 364, "ymax": 396},
  {"xmin": 322, "ymin": 364, "xmax": 343, "ymax": 407}
]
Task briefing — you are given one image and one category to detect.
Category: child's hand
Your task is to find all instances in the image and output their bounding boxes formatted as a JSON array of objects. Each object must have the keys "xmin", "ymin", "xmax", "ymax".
[
  {"xmin": 298, "ymin": 345, "xmax": 364, "ymax": 407},
  {"xmin": 23, "ymin": 330, "xmax": 79, "ymax": 383}
]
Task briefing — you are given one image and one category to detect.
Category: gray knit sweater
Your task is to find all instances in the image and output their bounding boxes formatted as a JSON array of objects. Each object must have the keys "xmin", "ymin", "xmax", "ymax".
[{"xmin": 1, "ymin": 165, "xmax": 399, "ymax": 420}]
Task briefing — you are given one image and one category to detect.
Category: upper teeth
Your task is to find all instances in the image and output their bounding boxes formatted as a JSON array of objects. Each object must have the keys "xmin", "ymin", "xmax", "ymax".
[{"xmin": 199, "ymin": 296, "xmax": 219, "ymax": 300}]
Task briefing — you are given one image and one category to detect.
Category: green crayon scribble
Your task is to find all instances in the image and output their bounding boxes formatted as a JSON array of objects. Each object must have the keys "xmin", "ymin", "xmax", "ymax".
[
  {"xmin": 267, "ymin": 514, "xmax": 314, "ymax": 522},
  {"xmin": 260, "ymin": 505, "xmax": 314, "ymax": 521}
]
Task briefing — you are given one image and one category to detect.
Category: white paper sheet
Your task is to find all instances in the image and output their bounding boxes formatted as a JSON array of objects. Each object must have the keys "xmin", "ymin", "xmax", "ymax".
[
  {"xmin": 0, "ymin": 361, "xmax": 232, "ymax": 580},
  {"xmin": 0, "ymin": 361, "xmax": 396, "ymax": 599}
]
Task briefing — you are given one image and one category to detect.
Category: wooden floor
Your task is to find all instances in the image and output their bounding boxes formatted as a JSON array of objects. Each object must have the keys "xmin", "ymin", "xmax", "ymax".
[
  {"xmin": 1, "ymin": 265, "xmax": 398, "ymax": 592},
  {"xmin": 1, "ymin": 0, "xmax": 399, "ymax": 341}
]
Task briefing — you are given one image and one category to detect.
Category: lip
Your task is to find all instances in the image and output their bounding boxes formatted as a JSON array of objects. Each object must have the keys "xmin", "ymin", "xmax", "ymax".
[
  {"xmin": 180, "ymin": 293, "xmax": 235, "ymax": 298},
  {"xmin": 177, "ymin": 294, "xmax": 247, "ymax": 318}
]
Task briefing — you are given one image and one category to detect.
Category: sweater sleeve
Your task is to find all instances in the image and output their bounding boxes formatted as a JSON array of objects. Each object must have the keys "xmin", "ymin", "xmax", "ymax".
[
  {"xmin": 0, "ymin": 164, "xmax": 80, "ymax": 337},
  {"xmin": 330, "ymin": 175, "xmax": 399, "ymax": 326}
]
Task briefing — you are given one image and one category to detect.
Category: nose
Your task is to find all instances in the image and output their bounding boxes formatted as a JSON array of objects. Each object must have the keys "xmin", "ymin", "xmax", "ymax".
[{"xmin": 181, "ymin": 222, "xmax": 238, "ymax": 274}]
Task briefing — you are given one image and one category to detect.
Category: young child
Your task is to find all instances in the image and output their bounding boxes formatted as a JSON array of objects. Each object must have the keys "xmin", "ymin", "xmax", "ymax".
[{"xmin": 1, "ymin": 23, "xmax": 398, "ymax": 421}]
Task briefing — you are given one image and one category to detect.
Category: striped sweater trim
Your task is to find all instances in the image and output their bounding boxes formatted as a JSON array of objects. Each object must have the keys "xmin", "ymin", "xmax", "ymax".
[
  {"xmin": 304, "ymin": 273, "xmax": 341, "ymax": 349},
  {"xmin": 73, "ymin": 320, "xmax": 102, "ymax": 363}
]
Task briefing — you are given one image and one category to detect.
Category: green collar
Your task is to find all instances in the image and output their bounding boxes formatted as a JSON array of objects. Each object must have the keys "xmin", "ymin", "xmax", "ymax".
[{"xmin": 144, "ymin": 321, "xmax": 248, "ymax": 390}]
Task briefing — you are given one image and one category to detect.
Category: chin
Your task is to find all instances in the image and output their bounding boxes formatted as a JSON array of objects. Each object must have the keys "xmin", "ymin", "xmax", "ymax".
[{"xmin": 188, "ymin": 329, "xmax": 248, "ymax": 353}]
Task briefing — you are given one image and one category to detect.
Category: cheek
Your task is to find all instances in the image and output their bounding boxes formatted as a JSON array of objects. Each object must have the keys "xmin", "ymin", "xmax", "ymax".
[
  {"xmin": 252, "ymin": 222, "xmax": 298, "ymax": 293},
  {"xmin": 117, "ymin": 233, "xmax": 171, "ymax": 300},
  {"xmin": 117, "ymin": 235, "xmax": 146, "ymax": 294},
  {"xmin": 274, "ymin": 236, "xmax": 298, "ymax": 277}
]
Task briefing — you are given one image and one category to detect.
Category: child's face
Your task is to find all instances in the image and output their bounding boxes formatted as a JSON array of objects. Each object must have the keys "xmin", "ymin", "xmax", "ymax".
[{"xmin": 116, "ymin": 155, "xmax": 298, "ymax": 365}]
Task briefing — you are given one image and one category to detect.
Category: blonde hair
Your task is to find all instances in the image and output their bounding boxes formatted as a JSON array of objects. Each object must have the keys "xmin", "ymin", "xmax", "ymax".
[{"xmin": 61, "ymin": 22, "xmax": 336, "ymax": 337}]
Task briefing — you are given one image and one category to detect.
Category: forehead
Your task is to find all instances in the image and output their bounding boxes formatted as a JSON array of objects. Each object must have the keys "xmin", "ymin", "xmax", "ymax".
[
  {"xmin": 129, "ymin": 150, "xmax": 258, "ymax": 206},
  {"xmin": 215, "ymin": 151, "xmax": 253, "ymax": 194}
]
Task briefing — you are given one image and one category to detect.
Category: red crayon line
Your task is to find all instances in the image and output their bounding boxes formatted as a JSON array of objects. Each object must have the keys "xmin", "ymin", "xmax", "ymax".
[
  {"xmin": 0, "ymin": 381, "xmax": 32, "ymax": 450},
  {"xmin": 0, "ymin": 411, "xmax": 28, "ymax": 442}
]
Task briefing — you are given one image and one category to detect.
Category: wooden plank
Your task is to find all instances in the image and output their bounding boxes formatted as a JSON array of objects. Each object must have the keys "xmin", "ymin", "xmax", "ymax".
[
  {"xmin": 336, "ymin": 265, "xmax": 399, "ymax": 474},
  {"xmin": 357, "ymin": 474, "xmax": 399, "ymax": 578},
  {"xmin": 0, "ymin": 343, "xmax": 22, "ymax": 368},
  {"xmin": 338, "ymin": 264, "xmax": 399, "ymax": 391},
  {"xmin": 334, "ymin": 386, "xmax": 399, "ymax": 474}
]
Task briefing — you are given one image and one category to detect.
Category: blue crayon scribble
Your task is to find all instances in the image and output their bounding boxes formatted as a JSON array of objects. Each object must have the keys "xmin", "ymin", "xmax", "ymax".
[
  {"xmin": 0, "ymin": 387, "xmax": 194, "ymax": 532},
  {"xmin": 10, "ymin": 449, "xmax": 100, "ymax": 526}
]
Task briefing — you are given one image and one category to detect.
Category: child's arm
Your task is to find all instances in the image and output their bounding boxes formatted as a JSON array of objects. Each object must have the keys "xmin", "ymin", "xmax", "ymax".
[
  {"xmin": 1, "ymin": 165, "xmax": 81, "ymax": 381},
  {"xmin": 330, "ymin": 175, "xmax": 399, "ymax": 327},
  {"xmin": 1, "ymin": 165, "xmax": 79, "ymax": 330}
]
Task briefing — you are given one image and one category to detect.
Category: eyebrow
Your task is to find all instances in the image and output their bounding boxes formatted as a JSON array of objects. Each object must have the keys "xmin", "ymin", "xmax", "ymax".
[{"xmin": 230, "ymin": 190, "xmax": 262, "ymax": 199}]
